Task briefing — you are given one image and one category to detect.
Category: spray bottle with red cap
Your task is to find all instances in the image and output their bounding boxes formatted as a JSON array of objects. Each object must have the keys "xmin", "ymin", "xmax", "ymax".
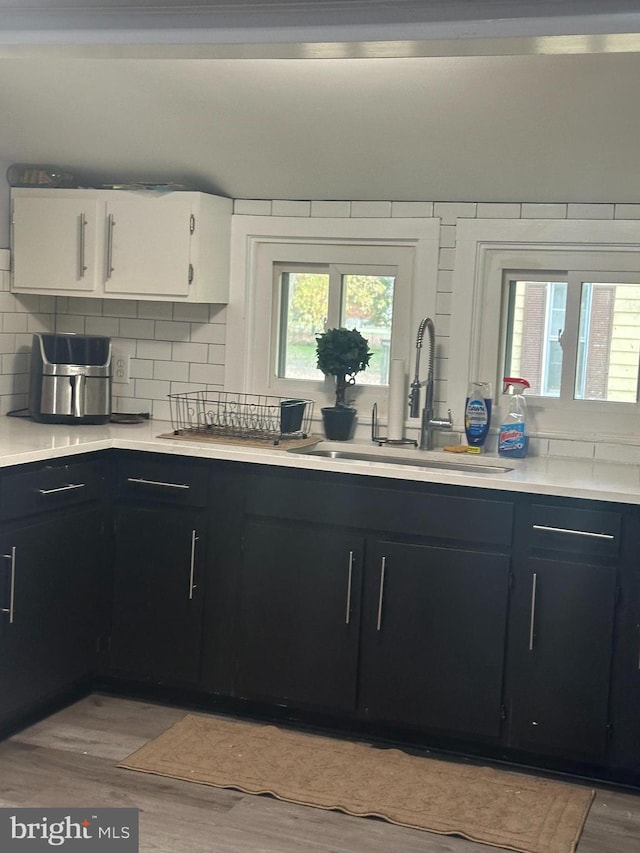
[{"xmin": 498, "ymin": 377, "xmax": 530, "ymax": 458}]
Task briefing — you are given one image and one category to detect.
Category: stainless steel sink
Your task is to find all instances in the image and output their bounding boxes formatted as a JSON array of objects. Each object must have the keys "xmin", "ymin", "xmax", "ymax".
[{"xmin": 288, "ymin": 445, "xmax": 513, "ymax": 474}]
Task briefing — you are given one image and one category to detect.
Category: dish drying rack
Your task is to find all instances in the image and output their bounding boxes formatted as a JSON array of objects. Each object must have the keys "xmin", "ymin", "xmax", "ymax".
[{"xmin": 168, "ymin": 390, "xmax": 314, "ymax": 444}]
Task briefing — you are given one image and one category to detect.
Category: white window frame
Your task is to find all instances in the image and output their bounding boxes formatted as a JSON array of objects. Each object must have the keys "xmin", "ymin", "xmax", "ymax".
[
  {"xmin": 226, "ymin": 215, "xmax": 441, "ymax": 425},
  {"xmin": 451, "ymin": 218, "xmax": 640, "ymax": 439}
]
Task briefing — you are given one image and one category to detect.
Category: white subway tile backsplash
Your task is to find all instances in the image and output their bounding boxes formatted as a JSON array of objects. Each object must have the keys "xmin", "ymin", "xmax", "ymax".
[
  {"xmin": 103, "ymin": 299, "xmax": 138, "ymax": 318},
  {"xmin": 391, "ymin": 201, "xmax": 434, "ymax": 218},
  {"xmin": 438, "ymin": 248, "xmax": 456, "ymax": 271},
  {"xmin": 208, "ymin": 344, "xmax": 225, "ymax": 364},
  {"xmin": 134, "ymin": 378, "xmax": 171, "ymax": 399},
  {"xmin": 137, "ymin": 301, "xmax": 174, "ymax": 321},
  {"xmin": 136, "ymin": 339, "xmax": 173, "ymax": 360},
  {"xmin": 154, "ymin": 319, "xmax": 190, "ymax": 341},
  {"xmin": 190, "ymin": 323, "xmax": 225, "ymax": 345},
  {"xmin": 189, "ymin": 362, "xmax": 224, "ymax": 385},
  {"xmin": 130, "ymin": 359, "xmax": 154, "ymax": 380},
  {"xmin": 234, "ymin": 199, "xmax": 273, "ymax": 216},
  {"xmin": 66, "ymin": 296, "xmax": 103, "ymax": 316},
  {"xmin": 567, "ymin": 203, "xmax": 614, "ymax": 220},
  {"xmin": 521, "ymin": 203, "xmax": 567, "ymax": 219},
  {"xmin": 310, "ymin": 201, "xmax": 351, "ymax": 218},
  {"xmin": 272, "ymin": 200, "xmax": 311, "ymax": 217},
  {"xmin": 351, "ymin": 201, "xmax": 392, "ymax": 218},
  {"xmin": 2, "ymin": 313, "xmax": 28, "ymax": 333},
  {"xmin": 614, "ymin": 204, "xmax": 640, "ymax": 220},
  {"xmin": 28, "ymin": 314, "xmax": 55, "ymax": 333},
  {"xmin": 154, "ymin": 360, "xmax": 190, "ymax": 382},
  {"xmin": 434, "ymin": 202, "xmax": 476, "ymax": 225},
  {"xmin": 55, "ymin": 315, "xmax": 86, "ymax": 334},
  {"xmin": 172, "ymin": 342, "xmax": 209, "ymax": 363},
  {"xmin": 1, "ymin": 193, "xmax": 638, "ymax": 453},
  {"xmin": 2, "ymin": 352, "xmax": 28, "ymax": 374},
  {"xmin": 172, "ymin": 303, "xmax": 211, "ymax": 323},
  {"xmin": 120, "ymin": 318, "xmax": 156, "ymax": 339},
  {"xmin": 477, "ymin": 203, "xmax": 521, "ymax": 218},
  {"xmin": 85, "ymin": 316, "xmax": 120, "ymax": 337}
]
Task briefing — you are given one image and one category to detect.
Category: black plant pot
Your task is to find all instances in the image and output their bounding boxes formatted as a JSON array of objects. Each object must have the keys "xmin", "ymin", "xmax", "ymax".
[{"xmin": 321, "ymin": 406, "xmax": 357, "ymax": 441}]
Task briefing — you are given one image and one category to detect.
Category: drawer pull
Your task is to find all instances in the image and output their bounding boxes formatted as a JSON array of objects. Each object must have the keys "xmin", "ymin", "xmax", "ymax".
[
  {"xmin": 532, "ymin": 524, "xmax": 614, "ymax": 541},
  {"xmin": 188, "ymin": 529, "xmax": 198, "ymax": 600},
  {"xmin": 126, "ymin": 477, "xmax": 190, "ymax": 491},
  {"xmin": 37, "ymin": 483, "xmax": 86, "ymax": 496},
  {"xmin": 1, "ymin": 546, "xmax": 16, "ymax": 624},
  {"xmin": 376, "ymin": 556, "xmax": 387, "ymax": 632},
  {"xmin": 345, "ymin": 550, "xmax": 354, "ymax": 625},
  {"xmin": 528, "ymin": 572, "xmax": 537, "ymax": 652}
]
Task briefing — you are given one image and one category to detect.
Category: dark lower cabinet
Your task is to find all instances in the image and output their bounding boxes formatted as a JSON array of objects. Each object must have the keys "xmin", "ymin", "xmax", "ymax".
[
  {"xmin": 609, "ymin": 570, "xmax": 640, "ymax": 775},
  {"xmin": 0, "ymin": 508, "xmax": 105, "ymax": 729},
  {"xmin": 358, "ymin": 539, "xmax": 511, "ymax": 739},
  {"xmin": 505, "ymin": 501, "xmax": 620, "ymax": 763},
  {"xmin": 234, "ymin": 518, "xmax": 362, "ymax": 712},
  {"xmin": 109, "ymin": 505, "xmax": 206, "ymax": 686}
]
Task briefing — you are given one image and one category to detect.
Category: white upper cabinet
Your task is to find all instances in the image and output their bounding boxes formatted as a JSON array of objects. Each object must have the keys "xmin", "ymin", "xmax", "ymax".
[{"xmin": 10, "ymin": 189, "xmax": 232, "ymax": 303}]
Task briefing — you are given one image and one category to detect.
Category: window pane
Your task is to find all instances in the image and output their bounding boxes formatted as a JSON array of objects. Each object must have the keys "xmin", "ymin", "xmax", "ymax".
[
  {"xmin": 504, "ymin": 279, "xmax": 567, "ymax": 397},
  {"xmin": 341, "ymin": 274, "xmax": 395, "ymax": 385},
  {"xmin": 575, "ymin": 282, "xmax": 640, "ymax": 402},
  {"xmin": 277, "ymin": 271, "xmax": 329, "ymax": 380}
]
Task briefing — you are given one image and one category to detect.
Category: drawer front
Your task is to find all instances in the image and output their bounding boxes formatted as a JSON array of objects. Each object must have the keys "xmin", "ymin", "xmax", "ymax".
[
  {"xmin": 0, "ymin": 459, "xmax": 104, "ymax": 521},
  {"xmin": 246, "ymin": 472, "xmax": 513, "ymax": 547},
  {"xmin": 528, "ymin": 503, "xmax": 621, "ymax": 559},
  {"xmin": 117, "ymin": 457, "xmax": 209, "ymax": 507}
]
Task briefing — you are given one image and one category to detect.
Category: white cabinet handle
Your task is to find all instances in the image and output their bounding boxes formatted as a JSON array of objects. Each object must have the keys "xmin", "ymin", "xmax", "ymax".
[
  {"xmin": 532, "ymin": 524, "xmax": 614, "ymax": 540},
  {"xmin": 528, "ymin": 573, "xmax": 538, "ymax": 652},
  {"xmin": 2, "ymin": 546, "xmax": 16, "ymax": 624},
  {"xmin": 345, "ymin": 551, "xmax": 354, "ymax": 625},
  {"xmin": 37, "ymin": 483, "xmax": 86, "ymax": 496},
  {"xmin": 376, "ymin": 556, "xmax": 387, "ymax": 632},
  {"xmin": 126, "ymin": 477, "xmax": 190, "ymax": 490},
  {"xmin": 78, "ymin": 212, "xmax": 87, "ymax": 278},
  {"xmin": 106, "ymin": 213, "xmax": 115, "ymax": 279},
  {"xmin": 189, "ymin": 530, "xmax": 198, "ymax": 600}
]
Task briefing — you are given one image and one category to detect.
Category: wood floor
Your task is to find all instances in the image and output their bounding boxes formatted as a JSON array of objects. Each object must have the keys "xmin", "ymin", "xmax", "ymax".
[{"xmin": 0, "ymin": 693, "xmax": 638, "ymax": 853}]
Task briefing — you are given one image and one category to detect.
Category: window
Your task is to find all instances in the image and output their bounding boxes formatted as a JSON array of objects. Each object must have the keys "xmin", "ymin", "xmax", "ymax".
[
  {"xmin": 503, "ymin": 271, "xmax": 640, "ymax": 404},
  {"xmin": 451, "ymin": 218, "xmax": 640, "ymax": 441},
  {"xmin": 274, "ymin": 263, "xmax": 396, "ymax": 386},
  {"xmin": 226, "ymin": 215, "xmax": 441, "ymax": 423}
]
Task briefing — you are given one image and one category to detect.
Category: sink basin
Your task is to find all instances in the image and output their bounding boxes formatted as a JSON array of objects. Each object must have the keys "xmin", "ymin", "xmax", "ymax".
[{"xmin": 288, "ymin": 444, "xmax": 513, "ymax": 475}]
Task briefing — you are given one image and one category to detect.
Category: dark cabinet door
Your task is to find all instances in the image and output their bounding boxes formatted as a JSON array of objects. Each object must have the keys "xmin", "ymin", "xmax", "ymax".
[
  {"xmin": 609, "ymin": 570, "xmax": 640, "ymax": 773},
  {"xmin": 0, "ymin": 508, "xmax": 105, "ymax": 727},
  {"xmin": 359, "ymin": 539, "xmax": 511, "ymax": 739},
  {"xmin": 110, "ymin": 505, "xmax": 205, "ymax": 686},
  {"xmin": 506, "ymin": 557, "xmax": 617, "ymax": 761},
  {"xmin": 234, "ymin": 518, "xmax": 362, "ymax": 712}
]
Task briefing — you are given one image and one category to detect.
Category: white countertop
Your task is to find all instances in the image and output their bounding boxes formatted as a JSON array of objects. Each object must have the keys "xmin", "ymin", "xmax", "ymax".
[{"xmin": 0, "ymin": 416, "xmax": 638, "ymax": 505}]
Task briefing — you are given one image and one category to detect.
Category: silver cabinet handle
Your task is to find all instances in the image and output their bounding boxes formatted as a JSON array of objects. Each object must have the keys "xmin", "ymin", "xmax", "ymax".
[
  {"xmin": 532, "ymin": 524, "xmax": 614, "ymax": 540},
  {"xmin": 106, "ymin": 213, "xmax": 115, "ymax": 279},
  {"xmin": 189, "ymin": 529, "xmax": 198, "ymax": 600},
  {"xmin": 126, "ymin": 477, "xmax": 190, "ymax": 490},
  {"xmin": 37, "ymin": 483, "xmax": 86, "ymax": 496},
  {"xmin": 345, "ymin": 550, "xmax": 354, "ymax": 625},
  {"xmin": 2, "ymin": 546, "xmax": 16, "ymax": 624},
  {"xmin": 376, "ymin": 556, "xmax": 387, "ymax": 632},
  {"xmin": 528, "ymin": 573, "xmax": 538, "ymax": 651},
  {"xmin": 78, "ymin": 212, "xmax": 87, "ymax": 278}
]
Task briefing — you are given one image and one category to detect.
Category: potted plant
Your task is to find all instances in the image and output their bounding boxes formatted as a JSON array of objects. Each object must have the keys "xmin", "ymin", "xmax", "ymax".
[{"xmin": 316, "ymin": 327, "xmax": 372, "ymax": 440}]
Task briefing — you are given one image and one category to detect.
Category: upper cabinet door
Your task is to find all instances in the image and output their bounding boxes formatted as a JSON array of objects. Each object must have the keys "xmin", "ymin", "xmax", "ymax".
[
  {"xmin": 103, "ymin": 193, "xmax": 193, "ymax": 298},
  {"xmin": 12, "ymin": 194, "xmax": 100, "ymax": 293}
]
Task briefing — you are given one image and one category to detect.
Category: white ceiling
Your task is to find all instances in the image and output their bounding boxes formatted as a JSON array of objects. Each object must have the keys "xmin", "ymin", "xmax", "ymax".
[{"xmin": 0, "ymin": 2, "xmax": 639, "ymax": 204}]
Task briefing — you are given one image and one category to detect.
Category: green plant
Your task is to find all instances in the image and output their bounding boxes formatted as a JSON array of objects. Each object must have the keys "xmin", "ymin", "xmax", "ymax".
[{"xmin": 316, "ymin": 327, "xmax": 372, "ymax": 407}]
